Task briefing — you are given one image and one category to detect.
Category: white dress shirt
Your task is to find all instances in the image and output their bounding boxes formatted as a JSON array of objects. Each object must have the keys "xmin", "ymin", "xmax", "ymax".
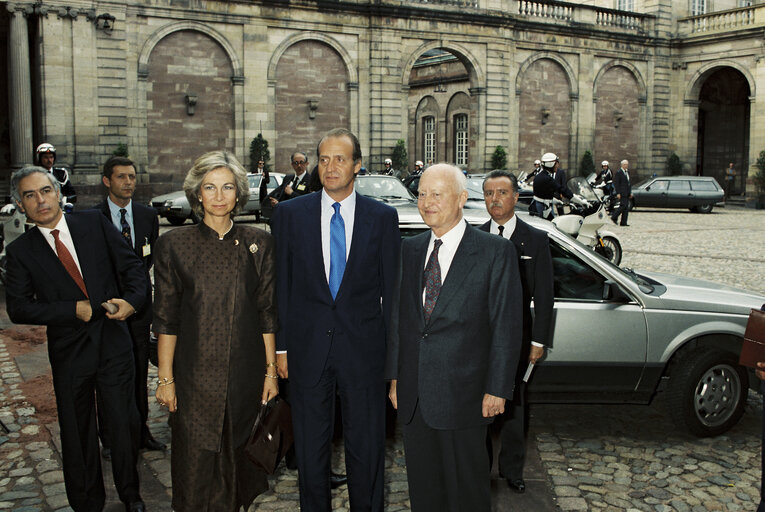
[
  {"xmin": 38, "ymin": 214, "xmax": 84, "ymax": 276},
  {"xmin": 106, "ymin": 197, "xmax": 135, "ymax": 248},
  {"xmin": 321, "ymin": 189, "xmax": 355, "ymax": 283},
  {"xmin": 490, "ymin": 215, "xmax": 517, "ymax": 239},
  {"xmin": 422, "ymin": 219, "xmax": 467, "ymax": 305}
]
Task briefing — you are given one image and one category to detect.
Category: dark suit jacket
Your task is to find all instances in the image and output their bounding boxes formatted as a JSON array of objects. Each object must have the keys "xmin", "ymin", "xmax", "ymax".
[
  {"xmin": 479, "ymin": 217, "xmax": 554, "ymax": 347},
  {"xmin": 271, "ymin": 192, "xmax": 400, "ymax": 387},
  {"xmin": 268, "ymin": 173, "xmax": 312, "ymax": 202},
  {"xmin": 5, "ymin": 211, "xmax": 146, "ymax": 364},
  {"xmin": 95, "ymin": 200, "xmax": 159, "ymax": 327},
  {"xmin": 613, "ymin": 168, "xmax": 632, "ymax": 197},
  {"xmin": 385, "ymin": 223, "xmax": 523, "ymax": 430}
]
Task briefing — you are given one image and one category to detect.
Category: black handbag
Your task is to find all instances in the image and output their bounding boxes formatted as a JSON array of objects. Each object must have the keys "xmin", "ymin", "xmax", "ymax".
[{"xmin": 244, "ymin": 396, "xmax": 294, "ymax": 474}]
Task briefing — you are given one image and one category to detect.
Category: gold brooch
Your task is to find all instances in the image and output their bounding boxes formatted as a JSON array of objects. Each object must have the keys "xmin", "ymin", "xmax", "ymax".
[{"xmin": 249, "ymin": 243, "xmax": 258, "ymax": 253}]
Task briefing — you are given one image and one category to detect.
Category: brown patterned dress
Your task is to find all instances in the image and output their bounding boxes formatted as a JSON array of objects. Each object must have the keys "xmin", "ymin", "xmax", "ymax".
[{"xmin": 153, "ymin": 222, "xmax": 278, "ymax": 511}]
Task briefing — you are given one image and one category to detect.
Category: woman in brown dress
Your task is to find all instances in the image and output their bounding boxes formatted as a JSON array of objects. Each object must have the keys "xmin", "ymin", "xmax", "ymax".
[{"xmin": 153, "ymin": 150, "xmax": 278, "ymax": 511}]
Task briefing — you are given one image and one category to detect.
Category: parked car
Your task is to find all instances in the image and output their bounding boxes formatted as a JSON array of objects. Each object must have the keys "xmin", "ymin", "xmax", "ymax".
[
  {"xmin": 150, "ymin": 172, "xmax": 285, "ymax": 225},
  {"xmin": 403, "ymin": 172, "xmax": 533, "ymax": 208},
  {"xmin": 354, "ymin": 175, "xmax": 490, "ymax": 232},
  {"xmin": 397, "ymin": 210, "xmax": 763, "ymax": 437},
  {"xmin": 631, "ymin": 175, "xmax": 724, "ymax": 213}
]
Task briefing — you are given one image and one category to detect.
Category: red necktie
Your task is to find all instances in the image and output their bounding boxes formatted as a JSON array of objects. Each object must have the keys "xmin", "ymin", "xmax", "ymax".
[{"xmin": 51, "ymin": 229, "xmax": 88, "ymax": 298}]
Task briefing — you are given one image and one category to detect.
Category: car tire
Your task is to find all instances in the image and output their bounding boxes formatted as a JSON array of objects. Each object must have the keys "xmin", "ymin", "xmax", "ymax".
[
  {"xmin": 167, "ymin": 216, "xmax": 186, "ymax": 226},
  {"xmin": 667, "ymin": 348, "xmax": 747, "ymax": 437},
  {"xmin": 696, "ymin": 204, "xmax": 713, "ymax": 214},
  {"xmin": 190, "ymin": 211, "xmax": 201, "ymax": 224}
]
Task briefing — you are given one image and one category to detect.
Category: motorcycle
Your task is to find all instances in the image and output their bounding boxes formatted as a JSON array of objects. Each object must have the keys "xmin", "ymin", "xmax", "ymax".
[
  {"xmin": 0, "ymin": 203, "xmax": 35, "ymax": 285},
  {"xmin": 551, "ymin": 176, "xmax": 622, "ymax": 265},
  {"xmin": 587, "ymin": 172, "xmax": 616, "ymax": 214}
]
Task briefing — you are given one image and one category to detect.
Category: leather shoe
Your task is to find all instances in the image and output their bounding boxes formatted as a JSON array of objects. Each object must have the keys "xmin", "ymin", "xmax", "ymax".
[
  {"xmin": 330, "ymin": 471, "xmax": 348, "ymax": 489},
  {"xmin": 126, "ymin": 500, "xmax": 145, "ymax": 512},
  {"xmin": 507, "ymin": 478, "xmax": 526, "ymax": 493},
  {"xmin": 101, "ymin": 447, "xmax": 111, "ymax": 460},
  {"xmin": 141, "ymin": 436, "xmax": 166, "ymax": 451}
]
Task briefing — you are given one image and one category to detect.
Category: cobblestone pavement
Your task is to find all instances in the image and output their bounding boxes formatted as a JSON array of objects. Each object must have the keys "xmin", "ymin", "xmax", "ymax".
[{"xmin": 0, "ymin": 205, "xmax": 763, "ymax": 511}]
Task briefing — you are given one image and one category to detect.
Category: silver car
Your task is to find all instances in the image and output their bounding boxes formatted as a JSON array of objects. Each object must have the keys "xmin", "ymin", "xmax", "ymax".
[
  {"xmin": 392, "ymin": 202, "xmax": 763, "ymax": 437},
  {"xmin": 150, "ymin": 172, "xmax": 285, "ymax": 225}
]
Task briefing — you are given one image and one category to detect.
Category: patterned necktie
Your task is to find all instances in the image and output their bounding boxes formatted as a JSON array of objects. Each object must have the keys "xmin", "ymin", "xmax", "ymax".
[
  {"xmin": 119, "ymin": 208, "xmax": 132, "ymax": 247},
  {"xmin": 423, "ymin": 239, "xmax": 443, "ymax": 322},
  {"xmin": 51, "ymin": 229, "xmax": 88, "ymax": 298},
  {"xmin": 497, "ymin": 225, "xmax": 505, "ymax": 238},
  {"xmin": 329, "ymin": 202, "xmax": 346, "ymax": 299}
]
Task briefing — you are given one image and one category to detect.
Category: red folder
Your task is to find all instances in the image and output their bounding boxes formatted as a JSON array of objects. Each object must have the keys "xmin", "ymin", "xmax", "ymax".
[{"xmin": 739, "ymin": 309, "xmax": 765, "ymax": 369}]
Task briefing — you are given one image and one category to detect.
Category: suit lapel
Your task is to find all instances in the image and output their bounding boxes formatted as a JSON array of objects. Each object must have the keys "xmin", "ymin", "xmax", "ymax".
[
  {"xmin": 510, "ymin": 217, "xmax": 529, "ymax": 256},
  {"xmin": 412, "ymin": 232, "xmax": 430, "ymax": 327},
  {"xmin": 427, "ymin": 223, "xmax": 478, "ymax": 323},
  {"xmin": 66, "ymin": 215, "xmax": 97, "ymax": 297},
  {"xmin": 304, "ymin": 193, "xmax": 330, "ymax": 299},
  {"xmin": 24, "ymin": 228, "xmax": 72, "ymax": 287}
]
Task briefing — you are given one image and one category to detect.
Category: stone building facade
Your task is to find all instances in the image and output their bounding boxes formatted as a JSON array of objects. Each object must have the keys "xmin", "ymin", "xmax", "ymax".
[{"xmin": 1, "ymin": 0, "xmax": 763, "ymax": 205}]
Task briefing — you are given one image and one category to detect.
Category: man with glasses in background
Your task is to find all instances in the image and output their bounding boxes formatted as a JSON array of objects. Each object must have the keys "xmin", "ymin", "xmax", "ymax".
[{"xmin": 269, "ymin": 151, "xmax": 313, "ymax": 206}]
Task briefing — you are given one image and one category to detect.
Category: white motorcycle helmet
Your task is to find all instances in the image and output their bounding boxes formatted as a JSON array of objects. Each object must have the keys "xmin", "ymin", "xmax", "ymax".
[
  {"xmin": 534, "ymin": 159, "xmax": 541, "ymax": 166},
  {"xmin": 601, "ymin": 160, "xmax": 609, "ymax": 167},
  {"xmin": 36, "ymin": 142, "xmax": 56, "ymax": 164},
  {"xmin": 540, "ymin": 152, "xmax": 558, "ymax": 169}
]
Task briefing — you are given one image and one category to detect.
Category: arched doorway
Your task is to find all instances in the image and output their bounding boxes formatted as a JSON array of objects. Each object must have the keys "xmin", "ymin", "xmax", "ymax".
[
  {"xmin": 593, "ymin": 65, "xmax": 641, "ymax": 171},
  {"xmin": 407, "ymin": 48, "xmax": 474, "ymax": 172},
  {"xmin": 696, "ymin": 67, "xmax": 750, "ymax": 192},
  {"xmin": 274, "ymin": 40, "xmax": 350, "ymax": 171},
  {"xmin": 146, "ymin": 30, "xmax": 234, "ymax": 191},
  {"xmin": 517, "ymin": 57, "xmax": 572, "ymax": 171}
]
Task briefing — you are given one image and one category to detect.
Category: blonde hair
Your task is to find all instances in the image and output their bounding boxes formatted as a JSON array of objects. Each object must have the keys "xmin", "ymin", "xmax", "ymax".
[{"xmin": 184, "ymin": 150, "xmax": 249, "ymax": 218}]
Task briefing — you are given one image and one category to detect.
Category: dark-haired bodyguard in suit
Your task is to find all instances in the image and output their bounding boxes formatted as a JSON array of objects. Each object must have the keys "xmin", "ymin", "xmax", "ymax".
[
  {"xmin": 271, "ymin": 129, "xmax": 400, "ymax": 511},
  {"xmin": 480, "ymin": 170, "xmax": 554, "ymax": 494},
  {"xmin": 268, "ymin": 151, "xmax": 313, "ymax": 206},
  {"xmin": 94, "ymin": 156, "xmax": 165, "ymax": 455},
  {"xmin": 386, "ymin": 164, "xmax": 523, "ymax": 512},
  {"xmin": 5, "ymin": 167, "xmax": 146, "ymax": 512}
]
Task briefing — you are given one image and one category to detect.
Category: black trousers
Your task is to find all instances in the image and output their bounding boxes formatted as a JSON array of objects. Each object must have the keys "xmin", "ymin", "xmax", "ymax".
[
  {"xmin": 611, "ymin": 196, "xmax": 629, "ymax": 225},
  {"xmin": 52, "ymin": 348, "xmax": 141, "ymax": 511},
  {"xmin": 497, "ymin": 381, "xmax": 527, "ymax": 480},
  {"xmin": 402, "ymin": 403, "xmax": 490, "ymax": 512},
  {"xmin": 290, "ymin": 354, "xmax": 386, "ymax": 512}
]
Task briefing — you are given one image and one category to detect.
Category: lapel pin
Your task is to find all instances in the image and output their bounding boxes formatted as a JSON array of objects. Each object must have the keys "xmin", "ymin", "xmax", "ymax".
[{"xmin": 249, "ymin": 243, "xmax": 258, "ymax": 253}]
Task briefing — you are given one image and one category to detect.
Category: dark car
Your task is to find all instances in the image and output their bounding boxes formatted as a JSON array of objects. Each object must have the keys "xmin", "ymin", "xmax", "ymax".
[{"xmin": 631, "ymin": 176, "xmax": 724, "ymax": 213}]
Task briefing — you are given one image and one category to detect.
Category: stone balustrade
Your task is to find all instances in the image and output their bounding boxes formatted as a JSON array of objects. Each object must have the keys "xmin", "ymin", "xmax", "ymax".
[
  {"xmin": 517, "ymin": 0, "xmax": 651, "ymax": 33},
  {"xmin": 677, "ymin": 5, "xmax": 765, "ymax": 36}
]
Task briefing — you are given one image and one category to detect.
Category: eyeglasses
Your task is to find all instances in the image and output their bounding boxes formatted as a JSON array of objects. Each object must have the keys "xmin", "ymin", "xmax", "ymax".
[{"xmin": 292, "ymin": 160, "xmax": 307, "ymax": 165}]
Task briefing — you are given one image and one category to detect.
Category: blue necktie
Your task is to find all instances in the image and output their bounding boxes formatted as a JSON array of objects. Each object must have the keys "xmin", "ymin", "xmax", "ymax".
[{"xmin": 329, "ymin": 202, "xmax": 346, "ymax": 299}]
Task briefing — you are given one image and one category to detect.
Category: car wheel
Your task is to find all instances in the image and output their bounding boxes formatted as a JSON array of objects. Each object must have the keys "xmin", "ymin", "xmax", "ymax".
[
  {"xmin": 696, "ymin": 204, "xmax": 713, "ymax": 214},
  {"xmin": 167, "ymin": 216, "xmax": 186, "ymax": 226},
  {"xmin": 629, "ymin": 198, "xmax": 635, "ymax": 210},
  {"xmin": 667, "ymin": 349, "xmax": 747, "ymax": 437},
  {"xmin": 190, "ymin": 211, "xmax": 201, "ymax": 224}
]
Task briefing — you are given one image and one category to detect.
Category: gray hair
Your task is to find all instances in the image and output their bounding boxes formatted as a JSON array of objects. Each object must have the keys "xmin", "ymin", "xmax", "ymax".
[
  {"xmin": 422, "ymin": 163, "xmax": 467, "ymax": 194},
  {"xmin": 183, "ymin": 150, "xmax": 249, "ymax": 218},
  {"xmin": 621, "ymin": 159, "xmax": 629, "ymax": 166},
  {"xmin": 10, "ymin": 166, "xmax": 61, "ymax": 205}
]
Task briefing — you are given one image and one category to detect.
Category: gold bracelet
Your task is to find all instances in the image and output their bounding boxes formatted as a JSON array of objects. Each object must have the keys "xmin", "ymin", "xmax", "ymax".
[
  {"xmin": 157, "ymin": 377, "xmax": 175, "ymax": 387},
  {"xmin": 265, "ymin": 373, "xmax": 279, "ymax": 380},
  {"xmin": 266, "ymin": 362, "xmax": 278, "ymax": 369}
]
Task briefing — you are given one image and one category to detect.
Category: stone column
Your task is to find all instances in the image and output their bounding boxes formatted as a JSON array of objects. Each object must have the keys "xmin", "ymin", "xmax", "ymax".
[{"xmin": 7, "ymin": 3, "xmax": 34, "ymax": 172}]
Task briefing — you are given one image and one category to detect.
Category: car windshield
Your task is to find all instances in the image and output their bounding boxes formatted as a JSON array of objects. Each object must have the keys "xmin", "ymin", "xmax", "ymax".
[
  {"xmin": 247, "ymin": 175, "xmax": 261, "ymax": 188},
  {"xmin": 465, "ymin": 176, "xmax": 485, "ymax": 201},
  {"xmin": 549, "ymin": 226, "xmax": 655, "ymax": 293},
  {"xmin": 355, "ymin": 176, "xmax": 416, "ymax": 201}
]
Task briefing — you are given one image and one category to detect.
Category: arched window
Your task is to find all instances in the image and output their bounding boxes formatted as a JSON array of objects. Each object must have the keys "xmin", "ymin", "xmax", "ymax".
[
  {"xmin": 454, "ymin": 114, "xmax": 468, "ymax": 167},
  {"xmin": 423, "ymin": 116, "xmax": 436, "ymax": 164}
]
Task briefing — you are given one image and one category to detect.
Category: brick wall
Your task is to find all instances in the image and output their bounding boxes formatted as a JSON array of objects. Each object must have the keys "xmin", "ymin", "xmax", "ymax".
[
  {"xmin": 274, "ymin": 40, "xmax": 349, "ymax": 172},
  {"xmin": 518, "ymin": 59, "xmax": 572, "ymax": 170},
  {"xmin": 594, "ymin": 66, "xmax": 640, "ymax": 172},
  {"xmin": 147, "ymin": 30, "xmax": 234, "ymax": 194}
]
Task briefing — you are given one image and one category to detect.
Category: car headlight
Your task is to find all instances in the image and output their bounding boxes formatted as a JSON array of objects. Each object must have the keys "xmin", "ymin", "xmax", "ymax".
[{"xmin": 164, "ymin": 200, "xmax": 173, "ymax": 207}]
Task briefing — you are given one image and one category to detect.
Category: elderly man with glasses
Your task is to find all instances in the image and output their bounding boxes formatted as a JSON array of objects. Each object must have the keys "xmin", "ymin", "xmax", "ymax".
[{"xmin": 269, "ymin": 151, "xmax": 313, "ymax": 206}]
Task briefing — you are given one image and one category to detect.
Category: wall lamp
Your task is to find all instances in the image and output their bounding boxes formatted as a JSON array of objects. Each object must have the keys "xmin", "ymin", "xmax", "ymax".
[
  {"xmin": 185, "ymin": 93, "xmax": 198, "ymax": 116},
  {"xmin": 541, "ymin": 108, "xmax": 550, "ymax": 125},
  {"xmin": 307, "ymin": 99, "xmax": 319, "ymax": 119},
  {"xmin": 95, "ymin": 13, "xmax": 116, "ymax": 32}
]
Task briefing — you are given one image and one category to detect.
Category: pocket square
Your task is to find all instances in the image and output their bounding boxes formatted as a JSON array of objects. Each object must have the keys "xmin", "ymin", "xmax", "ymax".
[{"xmin": 520, "ymin": 255, "xmax": 533, "ymax": 260}]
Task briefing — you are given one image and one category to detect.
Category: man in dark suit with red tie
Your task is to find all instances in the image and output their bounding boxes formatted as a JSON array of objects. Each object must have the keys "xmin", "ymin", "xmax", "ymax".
[
  {"xmin": 95, "ymin": 156, "xmax": 165, "ymax": 455},
  {"xmin": 480, "ymin": 170, "xmax": 554, "ymax": 494},
  {"xmin": 271, "ymin": 129, "xmax": 400, "ymax": 511},
  {"xmin": 5, "ymin": 167, "xmax": 147, "ymax": 512},
  {"xmin": 386, "ymin": 163, "xmax": 523, "ymax": 511}
]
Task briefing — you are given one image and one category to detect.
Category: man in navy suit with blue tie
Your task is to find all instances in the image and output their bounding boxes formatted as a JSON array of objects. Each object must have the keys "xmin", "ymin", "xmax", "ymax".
[{"xmin": 271, "ymin": 128, "xmax": 400, "ymax": 511}]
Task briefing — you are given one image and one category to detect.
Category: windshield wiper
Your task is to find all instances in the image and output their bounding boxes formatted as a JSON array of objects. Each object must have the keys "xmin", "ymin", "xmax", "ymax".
[{"xmin": 623, "ymin": 267, "xmax": 654, "ymax": 294}]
